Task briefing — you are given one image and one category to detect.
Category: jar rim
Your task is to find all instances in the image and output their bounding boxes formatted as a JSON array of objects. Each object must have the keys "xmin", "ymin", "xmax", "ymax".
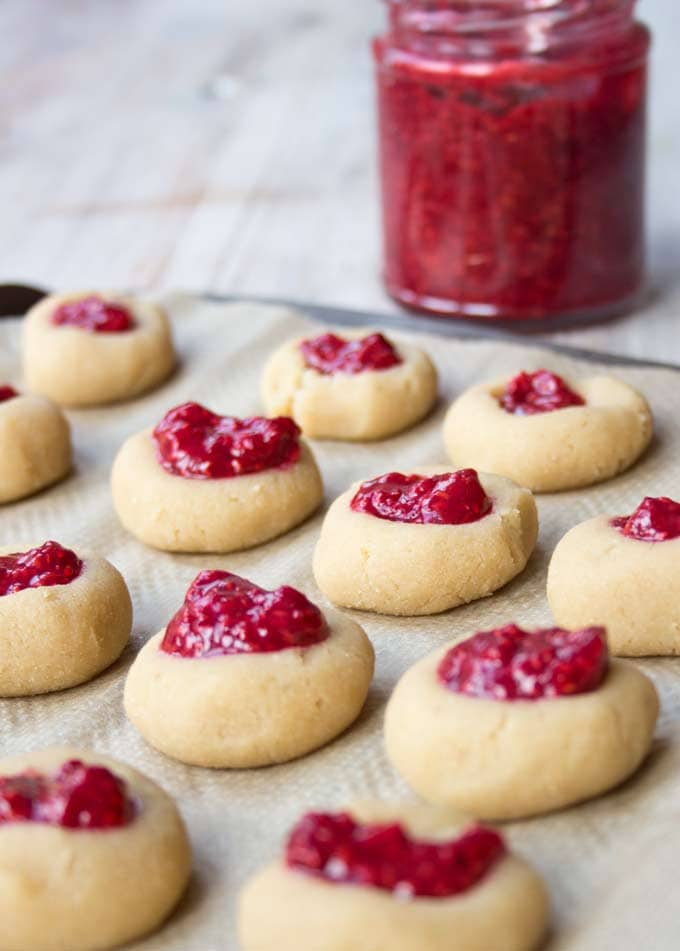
[
  {"xmin": 385, "ymin": 0, "xmax": 636, "ymax": 31},
  {"xmin": 384, "ymin": 0, "xmax": 639, "ymax": 55}
]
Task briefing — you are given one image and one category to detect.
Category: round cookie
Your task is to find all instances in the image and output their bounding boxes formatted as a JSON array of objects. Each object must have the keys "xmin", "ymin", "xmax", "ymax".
[
  {"xmin": 239, "ymin": 801, "xmax": 548, "ymax": 951},
  {"xmin": 111, "ymin": 402, "xmax": 323, "ymax": 553},
  {"xmin": 23, "ymin": 290, "xmax": 176, "ymax": 406},
  {"xmin": 124, "ymin": 570, "xmax": 374, "ymax": 767},
  {"xmin": 261, "ymin": 329, "xmax": 438, "ymax": 440},
  {"xmin": 385, "ymin": 625, "xmax": 659, "ymax": 820},
  {"xmin": 0, "ymin": 541, "xmax": 132, "ymax": 696},
  {"xmin": 547, "ymin": 496, "xmax": 680, "ymax": 656},
  {"xmin": 0, "ymin": 387, "xmax": 71, "ymax": 503},
  {"xmin": 443, "ymin": 369, "xmax": 652, "ymax": 492},
  {"xmin": 313, "ymin": 468, "xmax": 537, "ymax": 616},
  {"xmin": 0, "ymin": 746, "xmax": 191, "ymax": 951}
]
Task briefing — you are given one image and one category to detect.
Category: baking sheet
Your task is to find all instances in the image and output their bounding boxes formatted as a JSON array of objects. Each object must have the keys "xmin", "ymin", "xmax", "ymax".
[{"xmin": 2, "ymin": 294, "xmax": 680, "ymax": 951}]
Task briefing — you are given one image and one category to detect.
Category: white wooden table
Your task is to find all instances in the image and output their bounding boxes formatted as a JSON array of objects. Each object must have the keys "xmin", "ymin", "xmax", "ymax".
[{"xmin": 2, "ymin": 0, "xmax": 677, "ymax": 361}]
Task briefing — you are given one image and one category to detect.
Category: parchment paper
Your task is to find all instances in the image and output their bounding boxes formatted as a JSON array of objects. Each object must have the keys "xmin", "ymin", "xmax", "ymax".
[{"xmin": 1, "ymin": 295, "xmax": 680, "ymax": 951}]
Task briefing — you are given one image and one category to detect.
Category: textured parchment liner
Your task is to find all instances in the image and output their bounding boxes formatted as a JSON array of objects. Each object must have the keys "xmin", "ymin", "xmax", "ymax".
[{"xmin": 1, "ymin": 295, "xmax": 679, "ymax": 951}]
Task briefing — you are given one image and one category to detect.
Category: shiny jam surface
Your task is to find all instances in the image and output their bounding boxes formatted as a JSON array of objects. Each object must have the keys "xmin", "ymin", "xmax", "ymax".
[
  {"xmin": 374, "ymin": 3, "xmax": 649, "ymax": 321},
  {"xmin": 612, "ymin": 496, "xmax": 680, "ymax": 542},
  {"xmin": 350, "ymin": 469, "xmax": 491, "ymax": 525},
  {"xmin": 438, "ymin": 623, "xmax": 608, "ymax": 700},
  {"xmin": 0, "ymin": 760, "xmax": 135, "ymax": 829},
  {"xmin": 161, "ymin": 570, "xmax": 329, "ymax": 658},
  {"xmin": 152, "ymin": 402, "xmax": 301, "ymax": 479},
  {"xmin": 300, "ymin": 332, "xmax": 402, "ymax": 374},
  {"xmin": 285, "ymin": 812, "xmax": 506, "ymax": 898},
  {"xmin": 0, "ymin": 541, "xmax": 83, "ymax": 597},
  {"xmin": 500, "ymin": 369, "xmax": 585, "ymax": 415},
  {"xmin": 51, "ymin": 295, "xmax": 135, "ymax": 333},
  {"xmin": 0, "ymin": 385, "xmax": 18, "ymax": 403}
]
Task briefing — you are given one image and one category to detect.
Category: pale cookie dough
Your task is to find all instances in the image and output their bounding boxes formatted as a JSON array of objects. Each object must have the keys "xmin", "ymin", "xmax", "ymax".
[
  {"xmin": 23, "ymin": 290, "xmax": 176, "ymax": 406},
  {"xmin": 111, "ymin": 429, "xmax": 323, "ymax": 553},
  {"xmin": 0, "ymin": 393, "xmax": 71, "ymax": 503},
  {"xmin": 313, "ymin": 469, "xmax": 537, "ymax": 616},
  {"xmin": 124, "ymin": 607, "xmax": 374, "ymax": 767},
  {"xmin": 443, "ymin": 374, "xmax": 652, "ymax": 492},
  {"xmin": 261, "ymin": 330, "xmax": 438, "ymax": 440},
  {"xmin": 547, "ymin": 515, "xmax": 680, "ymax": 656},
  {"xmin": 385, "ymin": 645, "xmax": 659, "ymax": 820},
  {"xmin": 0, "ymin": 547, "xmax": 132, "ymax": 696},
  {"xmin": 0, "ymin": 746, "xmax": 191, "ymax": 951},
  {"xmin": 239, "ymin": 801, "xmax": 548, "ymax": 951}
]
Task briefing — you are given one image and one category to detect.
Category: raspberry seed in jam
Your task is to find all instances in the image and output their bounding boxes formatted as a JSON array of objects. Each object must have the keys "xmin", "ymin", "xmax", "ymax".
[
  {"xmin": 286, "ymin": 812, "xmax": 505, "ymax": 898},
  {"xmin": 0, "ymin": 385, "xmax": 18, "ymax": 403},
  {"xmin": 438, "ymin": 624, "xmax": 608, "ymax": 701},
  {"xmin": 612, "ymin": 496, "xmax": 680, "ymax": 542},
  {"xmin": 300, "ymin": 332, "xmax": 402, "ymax": 375},
  {"xmin": 152, "ymin": 402, "xmax": 301, "ymax": 479},
  {"xmin": 161, "ymin": 570, "xmax": 329, "ymax": 658},
  {"xmin": 0, "ymin": 760, "xmax": 135, "ymax": 829},
  {"xmin": 51, "ymin": 295, "xmax": 135, "ymax": 333},
  {"xmin": 500, "ymin": 370, "xmax": 585, "ymax": 416},
  {"xmin": 0, "ymin": 541, "xmax": 83, "ymax": 597},
  {"xmin": 350, "ymin": 469, "xmax": 491, "ymax": 525}
]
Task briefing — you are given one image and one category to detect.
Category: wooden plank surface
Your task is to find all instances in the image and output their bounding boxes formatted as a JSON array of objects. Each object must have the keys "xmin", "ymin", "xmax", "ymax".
[{"xmin": 2, "ymin": 0, "xmax": 678, "ymax": 360}]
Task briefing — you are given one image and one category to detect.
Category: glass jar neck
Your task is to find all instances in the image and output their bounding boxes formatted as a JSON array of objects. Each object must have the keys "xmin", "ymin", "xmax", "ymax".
[{"xmin": 386, "ymin": 0, "xmax": 638, "ymax": 58}]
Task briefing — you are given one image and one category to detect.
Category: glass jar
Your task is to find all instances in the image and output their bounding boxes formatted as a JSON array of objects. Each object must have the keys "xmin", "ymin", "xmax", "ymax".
[{"xmin": 373, "ymin": 0, "xmax": 650, "ymax": 324}]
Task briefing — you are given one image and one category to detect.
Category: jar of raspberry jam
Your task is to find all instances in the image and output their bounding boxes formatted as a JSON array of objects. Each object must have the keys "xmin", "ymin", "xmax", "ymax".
[{"xmin": 374, "ymin": 0, "xmax": 650, "ymax": 324}]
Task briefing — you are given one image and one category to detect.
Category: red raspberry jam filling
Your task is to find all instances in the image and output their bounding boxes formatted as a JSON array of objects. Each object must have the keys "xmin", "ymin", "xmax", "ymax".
[
  {"xmin": 438, "ymin": 623, "xmax": 608, "ymax": 701},
  {"xmin": 161, "ymin": 570, "xmax": 329, "ymax": 658},
  {"xmin": 153, "ymin": 402, "xmax": 301, "ymax": 479},
  {"xmin": 0, "ymin": 541, "xmax": 83, "ymax": 597},
  {"xmin": 612, "ymin": 496, "xmax": 680, "ymax": 542},
  {"xmin": 286, "ymin": 812, "xmax": 505, "ymax": 898},
  {"xmin": 51, "ymin": 295, "xmax": 135, "ymax": 333},
  {"xmin": 300, "ymin": 332, "xmax": 402, "ymax": 375},
  {"xmin": 0, "ymin": 385, "xmax": 18, "ymax": 403},
  {"xmin": 350, "ymin": 469, "xmax": 491, "ymax": 525},
  {"xmin": 0, "ymin": 760, "xmax": 135, "ymax": 829},
  {"xmin": 500, "ymin": 370, "xmax": 585, "ymax": 416}
]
